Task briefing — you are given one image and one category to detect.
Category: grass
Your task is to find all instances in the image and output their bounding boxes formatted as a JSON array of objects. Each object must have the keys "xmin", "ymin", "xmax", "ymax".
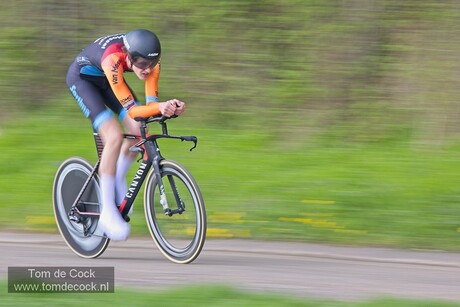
[
  {"xmin": 0, "ymin": 281, "xmax": 458, "ymax": 307},
  {"xmin": 1, "ymin": 103, "xmax": 460, "ymax": 251},
  {"xmin": 2, "ymin": 1, "xmax": 460, "ymax": 252}
]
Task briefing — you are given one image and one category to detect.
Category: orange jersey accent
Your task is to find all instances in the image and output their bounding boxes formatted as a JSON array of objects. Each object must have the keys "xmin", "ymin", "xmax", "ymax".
[
  {"xmin": 101, "ymin": 51, "xmax": 135, "ymax": 109},
  {"xmin": 128, "ymin": 103, "xmax": 161, "ymax": 119},
  {"xmin": 145, "ymin": 64, "xmax": 160, "ymax": 103}
]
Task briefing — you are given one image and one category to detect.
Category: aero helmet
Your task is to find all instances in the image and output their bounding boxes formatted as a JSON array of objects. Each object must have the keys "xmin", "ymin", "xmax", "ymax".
[{"xmin": 123, "ymin": 29, "xmax": 161, "ymax": 66}]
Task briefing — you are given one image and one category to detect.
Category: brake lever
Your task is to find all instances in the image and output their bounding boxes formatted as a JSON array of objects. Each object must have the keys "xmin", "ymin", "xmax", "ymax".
[{"xmin": 181, "ymin": 136, "xmax": 198, "ymax": 151}]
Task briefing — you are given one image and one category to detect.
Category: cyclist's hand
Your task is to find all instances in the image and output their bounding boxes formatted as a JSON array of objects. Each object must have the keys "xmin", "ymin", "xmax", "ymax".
[
  {"xmin": 172, "ymin": 99, "xmax": 186, "ymax": 116},
  {"xmin": 159, "ymin": 99, "xmax": 185, "ymax": 117}
]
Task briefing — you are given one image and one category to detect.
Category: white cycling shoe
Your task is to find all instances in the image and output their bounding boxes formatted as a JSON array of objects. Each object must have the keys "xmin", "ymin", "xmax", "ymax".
[{"xmin": 98, "ymin": 204, "xmax": 130, "ymax": 241}]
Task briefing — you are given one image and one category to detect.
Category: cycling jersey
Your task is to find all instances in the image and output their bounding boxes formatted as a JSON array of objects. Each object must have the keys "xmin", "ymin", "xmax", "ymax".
[{"xmin": 66, "ymin": 33, "xmax": 160, "ymax": 130}]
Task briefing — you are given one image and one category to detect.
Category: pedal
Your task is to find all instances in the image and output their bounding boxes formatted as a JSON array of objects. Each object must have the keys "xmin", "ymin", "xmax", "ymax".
[{"xmin": 129, "ymin": 146, "xmax": 143, "ymax": 153}]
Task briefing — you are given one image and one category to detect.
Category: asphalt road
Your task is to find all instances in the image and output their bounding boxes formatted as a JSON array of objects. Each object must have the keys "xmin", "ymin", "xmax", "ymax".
[{"xmin": 1, "ymin": 232, "xmax": 460, "ymax": 302}]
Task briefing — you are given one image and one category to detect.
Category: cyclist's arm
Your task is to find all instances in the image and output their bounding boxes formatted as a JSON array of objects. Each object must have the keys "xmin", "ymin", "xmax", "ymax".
[
  {"xmin": 101, "ymin": 52, "xmax": 137, "ymax": 110},
  {"xmin": 127, "ymin": 64, "xmax": 163, "ymax": 119},
  {"xmin": 145, "ymin": 64, "xmax": 160, "ymax": 104}
]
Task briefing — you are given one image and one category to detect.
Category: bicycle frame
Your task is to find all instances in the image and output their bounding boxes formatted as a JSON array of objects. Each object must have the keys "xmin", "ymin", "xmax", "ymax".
[{"xmin": 69, "ymin": 116, "xmax": 198, "ymax": 226}]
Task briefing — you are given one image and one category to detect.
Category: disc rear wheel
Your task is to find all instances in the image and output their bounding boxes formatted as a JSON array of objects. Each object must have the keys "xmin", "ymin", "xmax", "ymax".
[{"xmin": 52, "ymin": 157, "xmax": 109, "ymax": 258}]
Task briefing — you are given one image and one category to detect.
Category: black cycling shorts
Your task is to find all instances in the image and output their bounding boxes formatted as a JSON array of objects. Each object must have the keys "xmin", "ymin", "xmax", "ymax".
[{"xmin": 66, "ymin": 61, "xmax": 138, "ymax": 131}]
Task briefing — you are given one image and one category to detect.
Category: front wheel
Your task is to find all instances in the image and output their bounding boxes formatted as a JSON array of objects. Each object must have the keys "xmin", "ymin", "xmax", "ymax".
[
  {"xmin": 144, "ymin": 160, "xmax": 206, "ymax": 264},
  {"xmin": 52, "ymin": 157, "xmax": 109, "ymax": 258}
]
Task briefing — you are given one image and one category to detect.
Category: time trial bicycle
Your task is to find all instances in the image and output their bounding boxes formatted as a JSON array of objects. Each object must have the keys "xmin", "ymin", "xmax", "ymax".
[{"xmin": 52, "ymin": 115, "xmax": 206, "ymax": 264}]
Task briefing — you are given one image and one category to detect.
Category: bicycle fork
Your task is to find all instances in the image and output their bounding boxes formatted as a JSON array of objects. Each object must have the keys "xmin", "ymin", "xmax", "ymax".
[{"xmin": 148, "ymin": 143, "xmax": 185, "ymax": 217}]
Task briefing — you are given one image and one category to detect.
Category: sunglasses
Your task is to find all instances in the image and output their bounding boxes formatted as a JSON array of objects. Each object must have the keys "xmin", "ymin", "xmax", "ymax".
[{"xmin": 132, "ymin": 58, "xmax": 158, "ymax": 70}]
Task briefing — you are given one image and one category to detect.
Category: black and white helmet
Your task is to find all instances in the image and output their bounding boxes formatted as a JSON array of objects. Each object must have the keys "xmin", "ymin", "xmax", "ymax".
[{"xmin": 124, "ymin": 29, "xmax": 161, "ymax": 66}]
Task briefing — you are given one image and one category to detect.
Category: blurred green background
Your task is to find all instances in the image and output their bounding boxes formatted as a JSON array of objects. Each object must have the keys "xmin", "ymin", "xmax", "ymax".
[{"xmin": 1, "ymin": 0, "xmax": 460, "ymax": 250}]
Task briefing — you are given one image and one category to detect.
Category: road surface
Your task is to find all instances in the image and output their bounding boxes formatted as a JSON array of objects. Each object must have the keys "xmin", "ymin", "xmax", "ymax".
[{"xmin": 1, "ymin": 232, "xmax": 460, "ymax": 302}]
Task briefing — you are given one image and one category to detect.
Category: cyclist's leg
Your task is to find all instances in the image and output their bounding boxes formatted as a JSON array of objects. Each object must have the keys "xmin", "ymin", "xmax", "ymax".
[
  {"xmin": 97, "ymin": 118, "xmax": 131, "ymax": 240},
  {"xmin": 110, "ymin": 115, "xmax": 141, "ymax": 208},
  {"xmin": 66, "ymin": 70, "xmax": 130, "ymax": 240},
  {"xmin": 98, "ymin": 118, "xmax": 123, "ymax": 176},
  {"xmin": 103, "ymin": 84, "xmax": 141, "ymax": 207},
  {"xmin": 115, "ymin": 116, "xmax": 142, "ymax": 213}
]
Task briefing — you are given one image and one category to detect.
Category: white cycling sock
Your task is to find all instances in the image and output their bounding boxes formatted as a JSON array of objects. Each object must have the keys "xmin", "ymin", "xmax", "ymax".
[
  {"xmin": 101, "ymin": 174, "xmax": 116, "ymax": 210},
  {"xmin": 115, "ymin": 153, "xmax": 135, "ymax": 205}
]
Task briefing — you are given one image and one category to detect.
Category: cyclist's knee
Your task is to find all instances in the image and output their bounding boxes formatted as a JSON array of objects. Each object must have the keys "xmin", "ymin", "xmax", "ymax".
[
  {"xmin": 99, "ymin": 119, "xmax": 124, "ymax": 148},
  {"xmin": 122, "ymin": 115, "xmax": 141, "ymax": 135},
  {"xmin": 108, "ymin": 133, "xmax": 124, "ymax": 149}
]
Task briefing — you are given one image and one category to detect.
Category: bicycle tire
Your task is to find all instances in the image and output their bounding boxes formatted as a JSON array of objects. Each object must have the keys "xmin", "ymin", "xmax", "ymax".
[
  {"xmin": 52, "ymin": 157, "xmax": 109, "ymax": 258},
  {"xmin": 144, "ymin": 160, "xmax": 206, "ymax": 264}
]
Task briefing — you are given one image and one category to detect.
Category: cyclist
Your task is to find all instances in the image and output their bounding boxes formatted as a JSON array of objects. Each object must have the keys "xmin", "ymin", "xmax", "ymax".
[{"xmin": 66, "ymin": 29, "xmax": 185, "ymax": 240}]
